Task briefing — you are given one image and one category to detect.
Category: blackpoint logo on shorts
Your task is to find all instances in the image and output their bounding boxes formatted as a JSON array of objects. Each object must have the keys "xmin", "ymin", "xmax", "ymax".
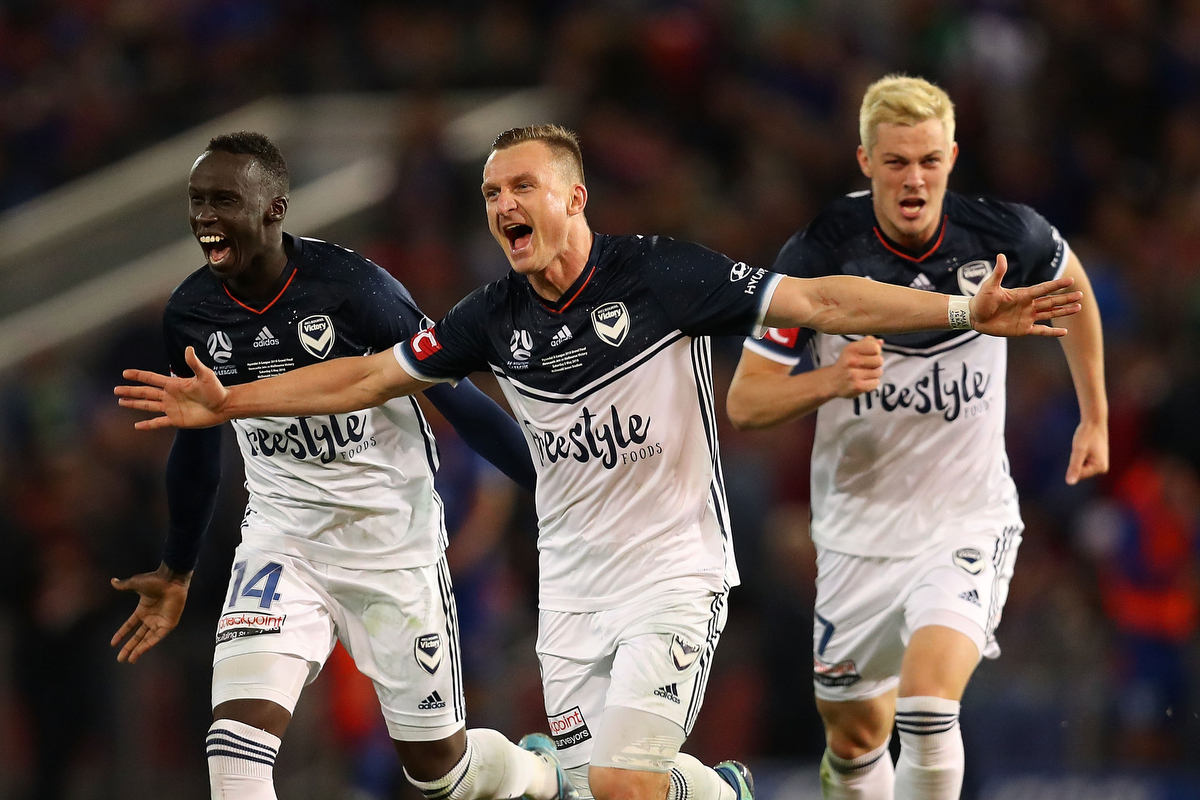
[
  {"xmin": 415, "ymin": 633, "xmax": 443, "ymax": 674},
  {"xmin": 592, "ymin": 302, "xmax": 629, "ymax": 347},
  {"xmin": 670, "ymin": 635, "xmax": 701, "ymax": 671},
  {"xmin": 953, "ymin": 548, "xmax": 985, "ymax": 575},
  {"xmin": 957, "ymin": 260, "xmax": 993, "ymax": 296},
  {"xmin": 215, "ymin": 612, "xmax": 286, "ymax": 645},
  {"xmin": 208, "ymin": 331, "xmax": 233, "ymax": 364},
  {"xmin": 298, "ymin": 315, "xmax": 336, "ymax": 359},
  {"xmin": 547, "ymin": 706, "xmax": 592, "ymax": 750},
  {"xmin": 813, "ymin": 656, "xmax": 861, "ymax": 687}
]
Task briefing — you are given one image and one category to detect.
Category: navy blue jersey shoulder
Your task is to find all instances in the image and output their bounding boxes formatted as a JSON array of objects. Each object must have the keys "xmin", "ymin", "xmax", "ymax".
[
  {"xmin": 766, "ymin": 190, "xmax": 1068, "ymax": 356},
  {"xmin": 405, "ymin": 232, "xmax": 775, "ymax": 398},
  {"xmin": 164, "ymin": 234, "xmax": 426, "ymax": 384}
]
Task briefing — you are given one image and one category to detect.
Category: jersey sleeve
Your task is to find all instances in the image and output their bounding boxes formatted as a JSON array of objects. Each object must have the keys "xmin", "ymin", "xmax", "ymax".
[
  {"xmin": 162, "ymin": 304, "xmax": 194, "ymax": 378},
  {"xmin": 1011, "ymin": 204, "xmax": 1071, "ymax": 286},
  {"xmin": 393, "ymin": 288, "xmax": 492, "ymax": 385},
  {"xmin": 638, "ymin": 236, "xmax": 783, "ymax": 338},
  {"xmin": 740, "ymin": 228, "xmax": 831, "ymax": 366},
  {"xmin": 348, "ymin": 264, "xmax": 433, "ymax": 352}
]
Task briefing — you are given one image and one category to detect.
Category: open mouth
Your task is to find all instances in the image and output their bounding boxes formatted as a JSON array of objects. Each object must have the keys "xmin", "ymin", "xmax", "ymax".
[
  {"xmin": 198, "ymin": 233, "xmax": 233, "ymax": 266},
  {"xmin": 898, "ymin": 198, "xmax": 926, "ymax": 220},
  {"xmin": 503, "ymin": 223, "xmax": 533, "ymax": 253}
]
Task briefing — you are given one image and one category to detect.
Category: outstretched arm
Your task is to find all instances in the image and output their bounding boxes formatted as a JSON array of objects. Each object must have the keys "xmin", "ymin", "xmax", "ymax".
[
  {"xmin": 116, "ymin": 346, "xmax": 432, "ymax": 430},
  {"xmin": 1054, "ymin": 252, "xmax": 1108, "ymax": 484},
  {"xmin": 424, "ymin": 379, "xmax": 536, "ymax": 493},
  {"xmin": 764, "ymin": 253, "xmax": 1081, "ymax": 337}
]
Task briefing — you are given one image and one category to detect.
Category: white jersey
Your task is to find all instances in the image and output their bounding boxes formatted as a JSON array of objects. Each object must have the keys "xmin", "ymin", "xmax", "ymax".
[
  {"xmin": 164, "ymin": 235, "xmax": 448, "ymax": 570},
  {"xmin": 746, "ymin": 191, "xmax": 1070, "ymax": 557},
  {"xmin": 396, "ymin": 234, "xmax": 782, "ymax": 611}
]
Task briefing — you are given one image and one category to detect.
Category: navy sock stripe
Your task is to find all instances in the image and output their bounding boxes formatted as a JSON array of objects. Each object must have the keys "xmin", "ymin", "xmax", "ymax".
[
  {"xmin": 895, "ymin": 711, "xmax": 958, "ymax": 718},
  {"xmin": 205, "ymin": 748, "xmax": 277, "ymax": 767},
  {"xmin": 897, "ymin": 723, "xmax": 958, "ymax": 735},
  {"xmin": 420, "ymin": 743, "xmax": 472, "ymax": 800},
  {"xmin": 205, "ymin": 735, "xmax": 278, "ymax": 760},
  {"xmin": 208, "ymin": 734, "xmax": 280, "ymax": 758},
  {"xmin": 894, "ymin": 716, "xmax": 959, "ymax": 724}
]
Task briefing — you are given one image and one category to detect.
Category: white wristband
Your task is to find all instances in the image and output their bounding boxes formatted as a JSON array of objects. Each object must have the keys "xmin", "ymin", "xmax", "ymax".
[{"xmin": 948, "ymin": 296, "xmax": 972, "ymax": 330}]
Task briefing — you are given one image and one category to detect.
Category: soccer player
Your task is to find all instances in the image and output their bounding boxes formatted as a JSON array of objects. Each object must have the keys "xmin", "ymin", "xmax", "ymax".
[
  {"xmin": 725, "ymin": 76, "xmax": 1108, "ymax": 800},
  {"xmin": 108, "ymin": 132, "xmax": 577, "ymax": 800},
  {"xmin": 115, "ymin": 125, "xmax": 1081, "ymax": 800}
]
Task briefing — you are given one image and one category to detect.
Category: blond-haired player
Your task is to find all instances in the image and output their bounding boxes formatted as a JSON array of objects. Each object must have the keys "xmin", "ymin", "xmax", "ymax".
[{"xmin": 727, "ymin": 75, "xmax": 1107, "ymax": 800}]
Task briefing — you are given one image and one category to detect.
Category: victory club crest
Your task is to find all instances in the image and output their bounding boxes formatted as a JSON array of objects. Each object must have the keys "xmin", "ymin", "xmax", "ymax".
[{"xmin": 298, "ymin": 314, "xmax": 336, "ymax": 359}]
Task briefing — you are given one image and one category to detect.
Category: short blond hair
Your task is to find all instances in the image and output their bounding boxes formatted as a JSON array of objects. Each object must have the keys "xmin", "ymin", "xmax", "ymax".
[
  {"xmin": 492, "ymin": 124, "xmax": 585, "ymax": 185},
  {"xmin": 859, "ymin": 75, "xmax": 955, "ymax": 154}
]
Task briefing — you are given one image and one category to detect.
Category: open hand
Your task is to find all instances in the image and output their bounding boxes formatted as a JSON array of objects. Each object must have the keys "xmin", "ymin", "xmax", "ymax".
[
  {"xmin": 829, "ymin": 336, "xmax": 884, "ymax": 398},
  {"xmin": 110, "ymin": 564, "xmax": 191, "ymax": 663},
  {"xmin": 969, "ymin": 254, "xmax": 1082, "ymax": 337},
  {"xmin": 115, "ymin": 346, "xmax": 229, "ymax": 430}
]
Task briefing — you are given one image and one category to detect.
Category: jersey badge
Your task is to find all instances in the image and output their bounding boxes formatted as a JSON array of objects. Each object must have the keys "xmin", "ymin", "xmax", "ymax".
[
  {"xmin": 670, "ymin": 635, "xmax": 702, "ymax": 670},
  {"xmin": 953, "ymin": 547, "xmax": 985, "ymax": 575},
  {"xmin": 592, "ymin": 302, "xmax": 630, "ymax": 347},
  {"xmin": 410, "ymin": 328, "xmax": 442, "ymax": 360},
  {"xmin": 510, "ymin": 329, "xmax": 534, "ymax": 361},
  {"xmin": 207, "ymin": 330, "xmax": 233, "ymax": 364},
  {"xmin": 298, "ymin": 315, "xmax": 336, "ymax": 359},
  {"xmin": 729, "ymin": 261, "xmax": 752, "ymax": 281},
  {"xmin": 956, "ymin": 260, "xmax": 993, "ymax": 296},
  {"xmin": 414, "ymin": 633, "xmax": 443, "ymax": 674}
]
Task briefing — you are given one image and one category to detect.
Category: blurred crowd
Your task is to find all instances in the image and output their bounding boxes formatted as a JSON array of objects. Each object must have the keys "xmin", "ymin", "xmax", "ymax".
[{"xmin": 2, "ymin": 0, "xmax": 1200, "ymax": 798}]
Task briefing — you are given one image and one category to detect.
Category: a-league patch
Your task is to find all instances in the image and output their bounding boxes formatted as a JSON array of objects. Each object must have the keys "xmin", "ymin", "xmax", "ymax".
[
  {"xmin": 670, "ymin": 635, "xmax": 702, "ymax": 670},
  {"xmin": 215, "ymin": 612, "xmax": 286, "ymax": 645},
  {"xmin": 953, "ymin": 547, "xmax": 985, "ymax": 575},
  {"xmin": 813, "ymin": 655, "xmax": 861, "ymax": 687},
  {"xmin": 548, "ymin": 706, "xmax": 592, "ymax": 750},
  {"xmin": 414, "ymin": 633, "xmax": 443, "ymax": 674}
]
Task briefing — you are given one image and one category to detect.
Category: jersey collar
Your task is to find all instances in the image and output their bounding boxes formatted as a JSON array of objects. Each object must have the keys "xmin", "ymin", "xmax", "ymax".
[
  {"xmin": 528, "ymin": 232, "xmax": 602, "ymax": 314},
  {"xmin": 222, "ymin": 233, "xmax": 299, "ymax": 315},
  {"xmin": 873, "ymin": 215, "xmax": 948, "ymax": 263}
]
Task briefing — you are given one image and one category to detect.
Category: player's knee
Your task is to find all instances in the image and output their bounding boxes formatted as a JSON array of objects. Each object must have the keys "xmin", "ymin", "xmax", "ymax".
[
  {"xmin": 818, "ymin": 700, "xmax": 893, "ymax": 761},
  {"xmin": 588, "ymin": 766, "xmax": 669, "ymax": 800},
  {"xmin": 393, "ymin": 729, "xmax": 468, "ymax": 782}
]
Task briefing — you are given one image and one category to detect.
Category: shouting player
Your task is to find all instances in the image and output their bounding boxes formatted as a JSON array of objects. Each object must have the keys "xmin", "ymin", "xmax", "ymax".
[
  {"xmin": 726, "ymin": 76, "xmax": 1108, "ymax": 800},
  {"xmin": 108, "ymin": 133, "xmax": 577, "ymax": 800},
  {"xmin": 115, "ymin": 126, "xmax": 1081, "ymax": 800}
]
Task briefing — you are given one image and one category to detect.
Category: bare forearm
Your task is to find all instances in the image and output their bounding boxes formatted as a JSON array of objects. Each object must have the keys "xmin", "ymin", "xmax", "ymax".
[
  {"xmin": 1057, "ymin": 262, "xmax": 1107, "ymax": 424},
  {"xmin": 767, "ymin": 276, "xmax": 949, "ymax": 335},
  {"xmin": 223, "ymin": 351, "xmax": 414, "ymax": 420},
  {"xmin": 727, "ymin": 366, "xmax": 837, "ymax": 429}
]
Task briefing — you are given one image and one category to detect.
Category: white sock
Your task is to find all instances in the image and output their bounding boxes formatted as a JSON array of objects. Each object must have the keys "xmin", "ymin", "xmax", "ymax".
[
  {"xmin": 819, "ymin": 738, "xmax": 893, "ymax": 800},
  {"xmin": 406, "ymin": 729, "xmax": 558, "ymax": 800},
  {"xmin": 893, "ymin": 697, "xmax": 964, "ymax": 800},
  {"xmin": 566, "ymin": 765, "xmax": 592, "ymax": 800},
  {"xmin": 668, "ymin": 753, "xmax": 736, "ymax": 800},
  {"xmin": 206, "ymin": 719, "xmax": 281, "ymax": 800}
]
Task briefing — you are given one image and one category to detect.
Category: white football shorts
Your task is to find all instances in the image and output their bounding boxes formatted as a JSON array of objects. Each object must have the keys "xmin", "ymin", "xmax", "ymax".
[
  {"xmin": 537, "ymin": 589, "xmax": 727, "ymax": 770},
  {"xmin": 212, "ymin": 543, "xmax": 464, "ymax": 741},
  {"xmin": 811, "ymin": 523, "xmax": 1023, "ymax": 702}
]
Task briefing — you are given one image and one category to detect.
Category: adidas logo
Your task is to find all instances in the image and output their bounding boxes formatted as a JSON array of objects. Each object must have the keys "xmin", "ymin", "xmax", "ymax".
[
  {"xmin": 653, "ymin": 684, "xmax": 681, "ymax": 704},
  {"xmin": 550, "ymin": 325, "xmax": 573, "ymax": 347},
  {"xmin": 909, "ymin": 273, "xmax": 935, "ymax": 291},
  {"xmin": 958, "ymin": 589, "xmax": 981, "ymax": 607},
  {"xmin": 253, "ymin": 326, "xmax": 280, "ymax": 347},
  {"xmin": 418, "ymin": 690, "xmax": 446, "ymax": 710}
]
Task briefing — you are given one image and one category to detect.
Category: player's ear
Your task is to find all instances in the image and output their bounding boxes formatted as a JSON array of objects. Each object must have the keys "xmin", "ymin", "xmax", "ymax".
[
  {"xmin": 948, "ymin": 141, "xmax": 959, "ymax": 172},
  {"xmin": 856, "ymin": 145, "xmax": 872, "ymax": 178},
  {"xmin": 266, "ymin": 195, "xmax": 288, "ymax": 223},
  {"xmin": 568, "ymin": 183, "xmax": 588, "ymax": 217}
]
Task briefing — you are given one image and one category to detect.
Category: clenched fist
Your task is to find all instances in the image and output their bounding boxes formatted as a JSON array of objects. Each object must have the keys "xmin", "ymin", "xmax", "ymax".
[{"xmin": 830, "ymin": 336, "xmax": 884, "ymax": 398}]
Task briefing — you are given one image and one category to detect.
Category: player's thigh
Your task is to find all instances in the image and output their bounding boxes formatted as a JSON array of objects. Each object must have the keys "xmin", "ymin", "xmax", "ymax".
[
  {"xmin": 212, "ymin": 545, "xmax": 336, "ymax": 713},
  {"xmin": 327, "ymin": 557, "xmax": 465, "ymax": 745},
  {"xmin": 899, "ymin": 523, "xmax": 1024, "ymax": 698},
  {"xmin": 537, "ymin": 608, "xmax": 618, "ymax": 771},
  {"xmin": 815, "ymin": 690, "xmax": 897, "ymax": 759},
  {"xmin": 595, "ymin": 590, "xmax": 726, "ymax": 769},
  {"xmin": 812, "ymin": 547, "xmax": 911, "ymax": 705},
  {"xmin": 212, "ymin": 653, "xmax": 312, "ymax": 738}
]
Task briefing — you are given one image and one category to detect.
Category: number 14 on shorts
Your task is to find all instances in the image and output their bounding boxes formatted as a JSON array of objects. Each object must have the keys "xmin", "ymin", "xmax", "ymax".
[{"xmin": 227, "ymin": 560, "xmax": 284, "ymax": 610}]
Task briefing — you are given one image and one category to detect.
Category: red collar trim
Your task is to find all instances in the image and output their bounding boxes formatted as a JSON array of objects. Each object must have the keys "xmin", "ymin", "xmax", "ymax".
[
  {"xmin": 223, "ymin": 268, "xmax": 297, "ymax": 315},
  {"xmin": 538, "ymin": 264, "xmax": 596, "ymax": 313},
  {"xmin": 873, "ymin": 216, "xmax": 947, "ymax": 263}
]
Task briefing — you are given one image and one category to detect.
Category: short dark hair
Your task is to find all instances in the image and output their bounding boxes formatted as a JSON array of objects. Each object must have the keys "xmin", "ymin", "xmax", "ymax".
[
  {"xmin": 491, "ymin": 124, "xmax": 585, "ymax": 185},
  {"xmin": 205, "ymin": 131, "xmax": 290, "ymax": 195}
]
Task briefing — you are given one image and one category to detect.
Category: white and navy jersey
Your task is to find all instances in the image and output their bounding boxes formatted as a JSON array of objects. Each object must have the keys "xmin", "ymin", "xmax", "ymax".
[
  {"xmin": 746, "ymin": 191, "xmax": 1069, "ymax": 558},
  {"xmin": 394, "ymin": 233, "xmax": 782, "ymax": 612},
  {"xmin": 164, "ymin": 234, "xmax": 447, "ymax": 570}
]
